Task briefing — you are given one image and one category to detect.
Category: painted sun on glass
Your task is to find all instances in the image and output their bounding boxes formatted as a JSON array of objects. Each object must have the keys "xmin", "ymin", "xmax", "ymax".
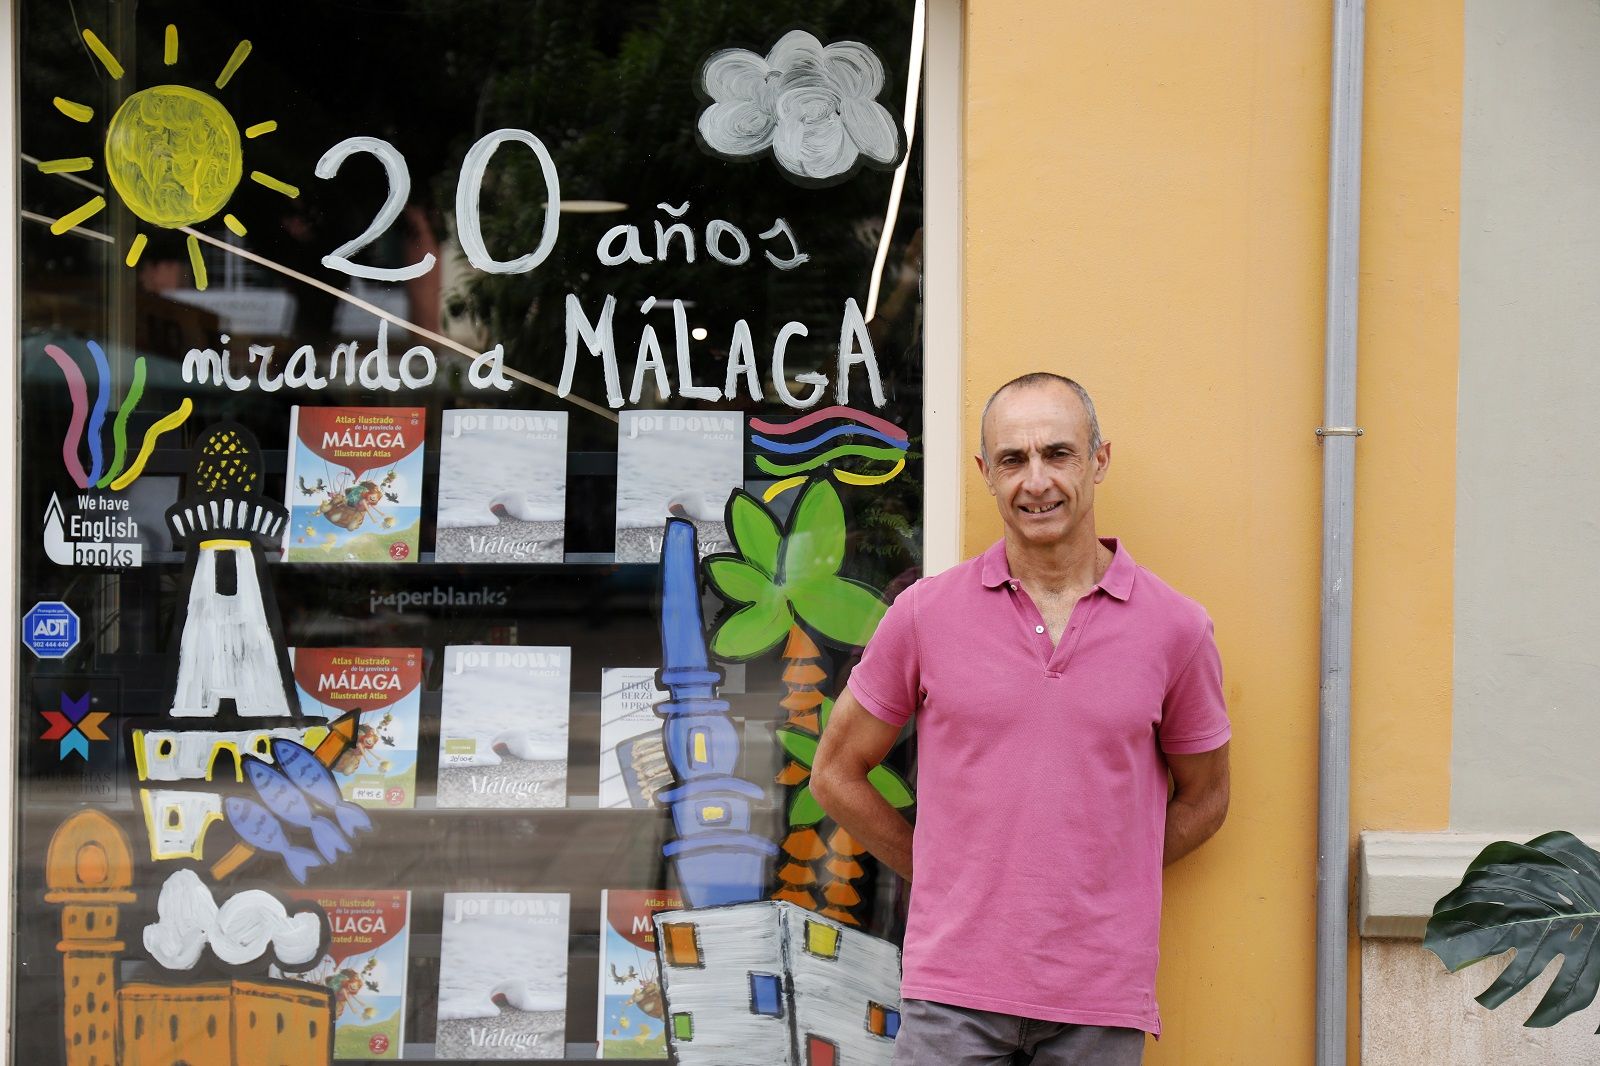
[{"xmin": 41, "ymin": 26, "xmax": 298, "ymax": 290}]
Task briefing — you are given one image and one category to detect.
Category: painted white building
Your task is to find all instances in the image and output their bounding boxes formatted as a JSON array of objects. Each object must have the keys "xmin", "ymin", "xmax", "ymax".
[{"xmin": 656, "ymin": 901, "xmax": 901, "ymax": 1066}]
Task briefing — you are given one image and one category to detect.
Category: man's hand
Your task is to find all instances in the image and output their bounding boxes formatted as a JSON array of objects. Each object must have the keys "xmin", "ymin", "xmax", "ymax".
[
  {"xmin": 1164, "ymin": 742, "xmax": 1229, "ymax": 865},
  {"xmin": 810, "ymin": 688, "xmax": 915, "ymax": 881}
]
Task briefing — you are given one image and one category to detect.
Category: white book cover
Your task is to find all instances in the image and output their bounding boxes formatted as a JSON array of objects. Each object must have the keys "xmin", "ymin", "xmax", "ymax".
[
  {"xmin": 437, "ymin": 646, "xmax": 570, "ymax": 808},
  {"xmin": 598, "ymin": 668, "xmax": 671, "ymax": 809},
  {"xmin": 436, "ymin": 409, "xmax": 568, "ymax": 562},
  {"xmin": 614, "ymin": 411, "xmax": 744, "ymax": 562},
  {"xmin": 437, "ymin": 892, "xmax": 570, "ymax": 1059}
]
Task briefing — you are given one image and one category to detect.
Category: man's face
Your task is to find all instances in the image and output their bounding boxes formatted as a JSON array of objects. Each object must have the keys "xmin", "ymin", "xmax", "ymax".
[{"xmin": 977, "ymin": 383, "xmax": 1111, "ymax": 549}]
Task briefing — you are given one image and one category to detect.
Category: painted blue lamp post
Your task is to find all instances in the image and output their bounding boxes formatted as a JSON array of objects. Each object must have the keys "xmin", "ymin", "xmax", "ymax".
[{"xmin": 655, "ymin": 517, "xmax": 776, "ymax": 907}]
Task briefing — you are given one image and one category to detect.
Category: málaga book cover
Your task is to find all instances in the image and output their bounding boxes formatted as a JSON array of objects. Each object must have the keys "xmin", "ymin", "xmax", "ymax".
[
  {"xmin": 284, "ymin": 406, "xmax": 426, "ymax": 563},
  {"xmin": 596, "ymin": 888, "xmax": 683, "ymax": 1059},
  {"xmin": 274, "ymin": 889, "xmax": 411, "ymax": 1059},
  {"xmin": 292, "ymin": 647, "xmax": 422, "ymax": 809},
  {"xmin": 436, "ymin": 409, "xmax": 568, "ymax": 562},
  {"xmin": 613, "ymin": 411, "xmax": 744, "ymax": 562},
  {"xmin": 437, "ymin": 645, "xmax": 571, "ymax": 808},
  {"xmin": 437, "ymin": 892, "xmax": 570, "ymax": 1059}
]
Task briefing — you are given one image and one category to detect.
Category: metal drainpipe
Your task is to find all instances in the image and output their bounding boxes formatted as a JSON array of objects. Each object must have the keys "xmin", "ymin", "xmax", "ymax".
[{"xmin": 1317, "ymin": 1, "xmax": 1366, "ymax": 1064}]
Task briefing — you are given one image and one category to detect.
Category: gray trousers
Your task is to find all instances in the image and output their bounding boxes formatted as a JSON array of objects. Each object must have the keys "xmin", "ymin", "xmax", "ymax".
[{"xmin": 893, "ymin": 999, "xmax": 1146, "ymax": 1066}]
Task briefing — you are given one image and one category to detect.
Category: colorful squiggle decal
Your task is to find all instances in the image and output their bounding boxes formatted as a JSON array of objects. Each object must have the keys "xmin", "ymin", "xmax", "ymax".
[
  {"xmin": 751, "ymin": 423, "xmax": 908, "ymax": 454},
  {"xmin": 755, "ymin": 443, "xmax": 907, "ymax": 478},
  {"xmin": 42, "ymin": 344, "xmax": 90, "ymax": 489},
  {"xmin": 748, "ymin": 404, "xmax": 906, "ymax": 439},
  {"xmin": 85, "ymin": 340, "xmax": 112, "ymax": 485},
  {"xmin": 761, "ymin": 459, "xmax": 908, "ymax": 502},
  {"xmin": 98, "ymin": 356, "xmax": 147, "ymax": 488},
  {"xmin": 109, "ymin": 399, "xmax": 193, "ymax": 491}
]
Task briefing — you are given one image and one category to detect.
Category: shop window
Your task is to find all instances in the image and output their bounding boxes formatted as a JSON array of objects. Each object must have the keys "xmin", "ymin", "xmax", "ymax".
[{"xmin": 749, "ymin": 972, "xmax": 784, "ymax": 1017}]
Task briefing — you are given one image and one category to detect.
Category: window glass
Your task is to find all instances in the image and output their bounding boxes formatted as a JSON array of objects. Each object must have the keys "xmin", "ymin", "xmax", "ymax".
[{"xmin": 14, "ymin": 1, "xmax": 925, "ymax": 1060}]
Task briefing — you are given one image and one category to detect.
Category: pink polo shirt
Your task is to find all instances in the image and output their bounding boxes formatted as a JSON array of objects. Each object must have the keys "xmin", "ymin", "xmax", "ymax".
[{"xmin": 847, "ymin": 538, "xmax": 1229, "ymax": 1035}]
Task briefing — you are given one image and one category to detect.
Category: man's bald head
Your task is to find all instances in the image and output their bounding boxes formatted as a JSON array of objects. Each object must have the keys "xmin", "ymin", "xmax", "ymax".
[{"xmin": 979, "ymin": 373, "xmax": 1102, "ymax": 461}]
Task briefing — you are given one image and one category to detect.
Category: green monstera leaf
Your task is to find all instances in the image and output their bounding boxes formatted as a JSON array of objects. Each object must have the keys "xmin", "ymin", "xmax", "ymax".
[{"xmin": 1425, "ymin": 831, "xmax": 1600, "ymax": 1029}]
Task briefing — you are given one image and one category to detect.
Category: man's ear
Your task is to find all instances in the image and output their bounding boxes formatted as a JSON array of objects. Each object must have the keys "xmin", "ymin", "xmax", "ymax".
[
  {"xmin": 1093, "ymin": 441, "xmax": 1112, "ymax": 484},
  {"xmin": 974, "ymin": 452, "xmax": 996, "ymax": 495}
]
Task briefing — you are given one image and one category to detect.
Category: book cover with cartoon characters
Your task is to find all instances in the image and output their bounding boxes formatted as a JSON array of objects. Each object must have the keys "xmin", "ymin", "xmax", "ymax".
[
  {"xmin": 597, "ymin": 889, "xmax": 683, "ymax": 1058},
  {"xmin": 274, "ymin": 889, "xmax": 411, "ymax": 1059},
  {"xmin": 284, "ymin": 406, "xmax": 425, "ymax": 563},
  {"xmin": 292, "ymin": 647, "xmax": 421, "ymax": 809}
]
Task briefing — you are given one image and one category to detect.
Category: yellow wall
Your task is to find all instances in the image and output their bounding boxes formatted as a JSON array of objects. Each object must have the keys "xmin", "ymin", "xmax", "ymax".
[{"xmin": 960, "ymin": 2, "xmax": 1459, "ymax": 1061}]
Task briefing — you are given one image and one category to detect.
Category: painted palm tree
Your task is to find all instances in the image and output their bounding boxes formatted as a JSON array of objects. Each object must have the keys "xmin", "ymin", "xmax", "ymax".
[{"xmin": 703, "ymin": 476, "xmax": 914, "ymax": 925}]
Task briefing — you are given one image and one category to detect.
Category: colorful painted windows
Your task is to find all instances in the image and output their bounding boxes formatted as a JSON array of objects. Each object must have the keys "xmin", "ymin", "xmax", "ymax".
[
  {"xmin": 672, "ymin": 1012, "xmax": 694, "ymax": 1041},
  {"xmin": 806, "ymin": 1034, "xmax": 840, "ymax": 1066},
  {"xmin": 804, "ymin": 918, "xmax": 841, "ymax": 959},
  {"xmin": 868, "ymin": 1001, "xmax": 901, "ymax": 1038},
  {"xmin": 749, "ymin": 972, "xmax": 784, "ymax": 1017},
  {"xmin": 662, "ymin": 921, "xmax": 702, "ymax": 967}
]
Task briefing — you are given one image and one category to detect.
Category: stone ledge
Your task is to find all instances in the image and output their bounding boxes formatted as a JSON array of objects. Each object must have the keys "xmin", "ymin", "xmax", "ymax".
[{"xmin": 1355, "ymin": 830, "xmax": 1596, "ymax": 939}]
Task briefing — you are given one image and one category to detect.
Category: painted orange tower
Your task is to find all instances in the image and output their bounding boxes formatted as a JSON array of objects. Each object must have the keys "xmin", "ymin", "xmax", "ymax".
[{"xmin": 44, "ymin": 809, "xmax": 135, "ymax": 1066}]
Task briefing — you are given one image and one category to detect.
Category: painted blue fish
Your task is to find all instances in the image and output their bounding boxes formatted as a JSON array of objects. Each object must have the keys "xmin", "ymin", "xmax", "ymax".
[
  {"xmin": 224, "ymin": 796, "xmax": 322, "ymax": 884},
  {"xmin": 242, "ymin": 755, "xmax": 350, "ymax": 863},
  {"xmin": 271, "ymin": 738, "xmax": 374, "ymax": 838}
]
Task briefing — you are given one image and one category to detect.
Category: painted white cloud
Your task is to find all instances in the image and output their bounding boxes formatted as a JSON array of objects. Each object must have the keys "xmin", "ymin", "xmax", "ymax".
[
  {"xmin": 698, "ymin": 29, "xmax": 903, "ymax": 182},
  {"xmin": 144, "ymin": 869, "xmax": 323, "ymax": 970}
]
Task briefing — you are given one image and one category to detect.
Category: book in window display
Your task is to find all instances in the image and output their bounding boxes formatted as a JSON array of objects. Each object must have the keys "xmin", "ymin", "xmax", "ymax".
[
  {"xmin": 614, "ymin": 411, "xmax": 745, "ymax": 562},
  {"xmin": 437, "ymin": 892, "xmax": 571, "ymax": 1059},
  {"xmin": 599, "ymin": 667, "xmax": 672, "ymax": 808},
  {"xmin": 273, "ymin": 890, "xmax": 412, "ymax": 1059},
  {"xmin": 597, "ymin": 888, "xmax": 684, "ymax": 1059},
  {"xmin": 291, "ymin": 647, "xmax": 422, "ymax": 810},
  {"xmin": 437, "ymin": 645, "xmax": 571, "ymax": 808},
  {"xmin": 436, "ymin": 408, "xmax": 568, "ymax": 562},
  {"xmin": 283, "ymin": 406, "xmax": 426, "ymax": 563}
]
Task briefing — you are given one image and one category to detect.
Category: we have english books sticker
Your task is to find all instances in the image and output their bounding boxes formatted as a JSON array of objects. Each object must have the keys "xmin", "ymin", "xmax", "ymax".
[
  {"xmin": 614, "ymin": 411, "xmax": 743, "ymax": 562},
  {"xmin": 275, "ymin": 890, "xmax": 411, "ymax": 1060},
  {"xmin": 437, "ymin": 409, "xmax": 568, "ymax": 563},
  {"xmin": 437, "ymin": 892, "xmax": 570, "ymax": 1059},
  {"xmin": 437, "ymin": 646, "xmax": 570, "ymax": 808},
  {"xmin": 292, "ymin": 647, "xmax": 422, "ymax": 809},
  {"xmin": 285, "ymin": 406, "xmax": 425, "ymax": 563}
]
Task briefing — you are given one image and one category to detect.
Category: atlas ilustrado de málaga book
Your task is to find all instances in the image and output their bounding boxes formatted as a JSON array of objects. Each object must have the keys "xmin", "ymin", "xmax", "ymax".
[
  {"xmin": 273, "ymin": 889, "xmax": 411, "ymax": 1060},
  {"xmin": 437, "ymin": 892, "xmax": 571, "ymax": 1059},
  {"xmin": 598, "ymin": 667, "xmax": 671, "ymax": 809},
  {"xmin": 291, "ymin": 647, "xmax": 422, "ymax": 809},
  {"xmin": 596, "ymin": 888, "xmax": 683, "ymax": 1059},
  {"xmin": 613, "ymin": 411, "xmax": 744, "ymax": 562},
  {"xmin": 283, "ymin": 406, "xmax": 426, "ymax": 563},
  {"xmin": 436, "ymin": 645, "xmax": 571, "ymax": 808},
  {"xmin": 436, "ymin": 409, "xmax": 568, "ymax": 562}
]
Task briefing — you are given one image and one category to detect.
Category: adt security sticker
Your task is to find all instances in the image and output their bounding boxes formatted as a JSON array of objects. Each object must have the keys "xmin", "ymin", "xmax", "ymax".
[{"xmin": 23, "ymin": 601, "xmax": 79, "ymax": 659}]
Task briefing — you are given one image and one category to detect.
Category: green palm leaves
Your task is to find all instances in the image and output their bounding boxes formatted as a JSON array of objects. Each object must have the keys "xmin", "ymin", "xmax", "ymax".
[
  {"xmin": 705, "ymin": 479, "xmax": 887, "ymax": 661},
  {"xmin": 774, "ymin": 697, "xmax": 914, "ymax": 828}
]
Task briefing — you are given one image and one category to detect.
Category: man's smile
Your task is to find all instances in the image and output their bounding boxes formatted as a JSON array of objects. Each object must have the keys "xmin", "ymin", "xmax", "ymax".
[{"xmin": 1020, "ymin": 502, "xmax": 1063, "ymax": 514}]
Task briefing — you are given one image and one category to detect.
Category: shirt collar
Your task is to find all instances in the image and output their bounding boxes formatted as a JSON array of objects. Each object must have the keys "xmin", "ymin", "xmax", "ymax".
[{"xmin": 980, "ymin": 537, "xmax": 1136, "ymax": 602}]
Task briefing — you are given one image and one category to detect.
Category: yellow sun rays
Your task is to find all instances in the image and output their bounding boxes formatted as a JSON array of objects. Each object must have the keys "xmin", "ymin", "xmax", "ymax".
[{"xmin": 46, "ymin": 24, "xmax": 293, "ymax": 292}]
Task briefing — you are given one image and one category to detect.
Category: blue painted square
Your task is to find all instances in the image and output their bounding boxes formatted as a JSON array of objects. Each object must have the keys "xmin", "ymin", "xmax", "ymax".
[
  {"xmin": 749, "ymin": 972, "xmax": 784, "ymax": 1017},
  {"xmin": 885, "ymin": 1009, "xmax": 901, "ymax": 1038}
]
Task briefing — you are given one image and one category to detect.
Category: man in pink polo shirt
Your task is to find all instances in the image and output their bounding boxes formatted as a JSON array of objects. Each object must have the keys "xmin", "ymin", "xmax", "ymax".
[{"xmin": 812, "ymin": 372, "xmax": 1230, "ymax": 1065}]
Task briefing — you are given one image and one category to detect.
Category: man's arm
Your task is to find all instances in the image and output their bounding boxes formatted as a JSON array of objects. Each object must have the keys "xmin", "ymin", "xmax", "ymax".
[
  {"xmin": 810, "ymin": 688, "xmax": 914, "ymax": 881},
  {"xmin": 1164, "ymin": 742, "xmax": 1229, "ymax": 865}
]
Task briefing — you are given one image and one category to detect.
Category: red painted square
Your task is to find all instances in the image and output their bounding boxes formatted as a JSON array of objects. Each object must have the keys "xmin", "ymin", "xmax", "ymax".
[{"xmin": 807, "ymin": 1035, "xmax": 838, "ymax": 1066}]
